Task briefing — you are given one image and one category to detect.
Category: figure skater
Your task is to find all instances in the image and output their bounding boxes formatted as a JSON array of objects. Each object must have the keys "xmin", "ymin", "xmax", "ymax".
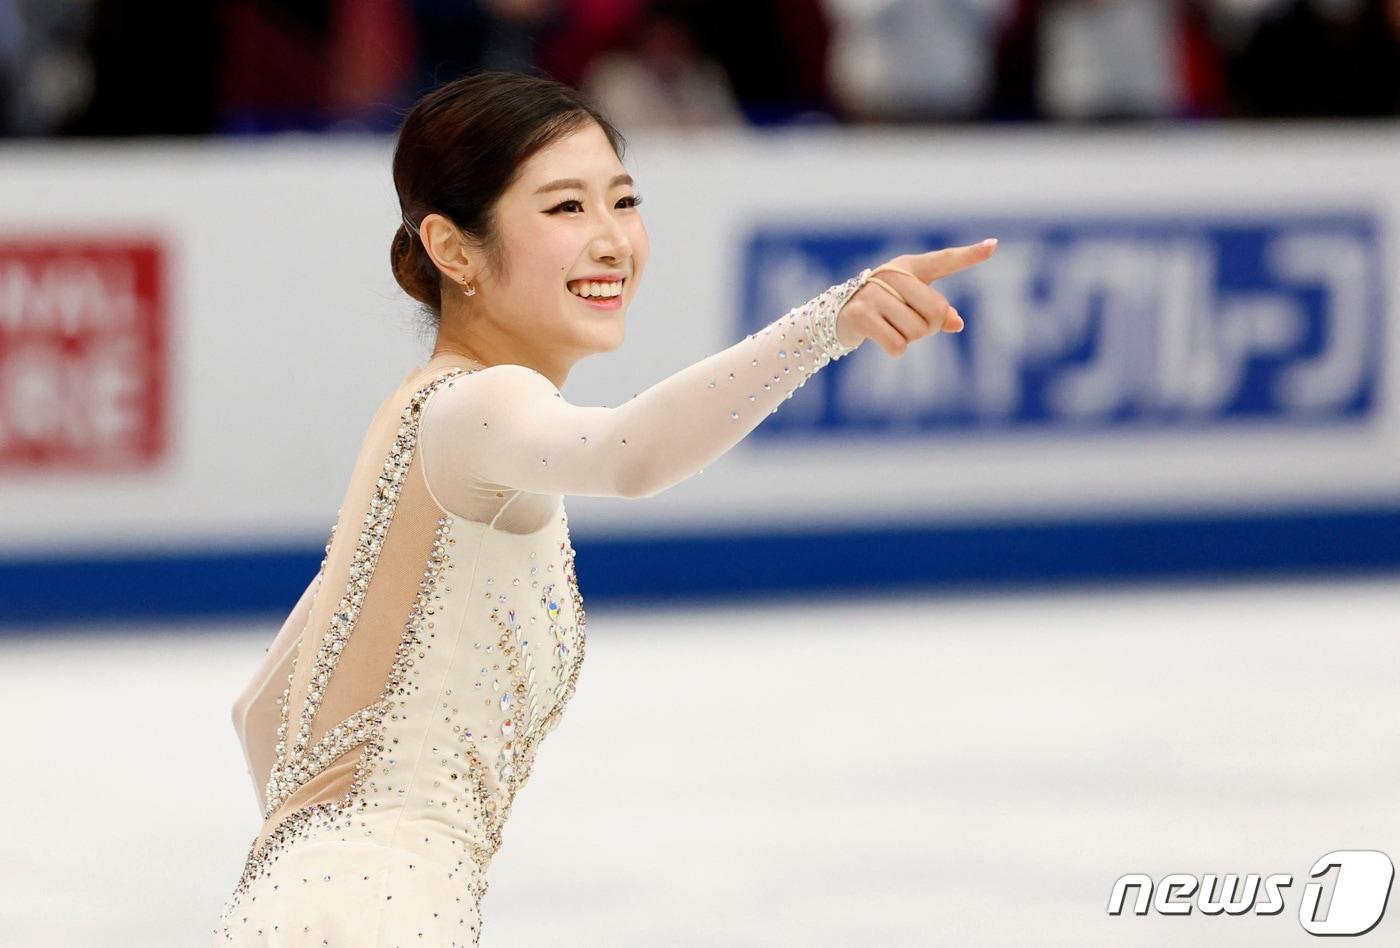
[{"xmin": 212, "ymin": 69, "xmax": 996, "ymax": 946}]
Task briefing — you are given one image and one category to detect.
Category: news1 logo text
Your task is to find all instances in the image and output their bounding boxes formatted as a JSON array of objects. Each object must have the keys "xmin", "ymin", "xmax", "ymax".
[{"xmin": 1109, "ymin": 850, "xmax": 1393, "ymax": 936}]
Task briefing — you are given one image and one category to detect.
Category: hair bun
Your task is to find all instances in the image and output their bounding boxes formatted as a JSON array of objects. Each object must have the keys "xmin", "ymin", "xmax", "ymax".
[{"xmin": 390, "ymin": 222, "xmax": 439, "ymax": 310}]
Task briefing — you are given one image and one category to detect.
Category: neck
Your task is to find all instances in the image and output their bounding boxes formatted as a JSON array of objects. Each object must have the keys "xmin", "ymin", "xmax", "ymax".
[{"xmin": 431, "ymin": 304, "xmax": 572, "ymax": 389}]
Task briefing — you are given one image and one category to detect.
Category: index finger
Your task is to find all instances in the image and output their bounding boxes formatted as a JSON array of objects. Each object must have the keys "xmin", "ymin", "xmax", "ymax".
[{"xmin": 904, "ymin": 238, "xmax": 998, "ymax": 283}]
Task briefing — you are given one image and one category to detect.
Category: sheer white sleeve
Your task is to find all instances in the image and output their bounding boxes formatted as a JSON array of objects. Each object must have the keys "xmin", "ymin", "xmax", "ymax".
[
  {"xmin": 420, "ymin": 270, "xmax": 870, "ymax": 503},
  {"xmin": 232, "ymin": 567, "xmax": 321, "ymax": 815}
]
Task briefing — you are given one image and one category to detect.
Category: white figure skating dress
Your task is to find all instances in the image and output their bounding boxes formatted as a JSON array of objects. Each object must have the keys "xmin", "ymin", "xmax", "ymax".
[{"xmin": 211, "ymin": 270, "xmax": 869, "ymax": 946}]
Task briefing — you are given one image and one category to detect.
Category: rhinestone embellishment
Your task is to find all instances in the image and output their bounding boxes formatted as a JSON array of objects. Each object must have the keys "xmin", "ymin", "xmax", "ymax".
[
  {"xmin": 805, "ymin": 268, "xmax": 870, "ymax": 361},
  {"xmin": 263, "ymin": 368, "xmax": 467, "ymax": 819}
]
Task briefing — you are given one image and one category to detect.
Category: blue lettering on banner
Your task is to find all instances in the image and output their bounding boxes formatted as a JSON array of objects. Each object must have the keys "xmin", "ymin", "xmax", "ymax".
[{"xmin": 740, "ymin": 215, "xmax": 1384, "ymax": 435}]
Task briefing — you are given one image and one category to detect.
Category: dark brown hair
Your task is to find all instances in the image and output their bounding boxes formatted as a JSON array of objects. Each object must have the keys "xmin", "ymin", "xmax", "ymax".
[{"xmin": 389, "ymin": 71, "xmax": 627, "ymax": 324}]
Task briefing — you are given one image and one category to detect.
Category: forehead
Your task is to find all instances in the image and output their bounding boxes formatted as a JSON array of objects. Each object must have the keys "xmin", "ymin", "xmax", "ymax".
[{"xmin": 515, "ymin": 121, "xmax": 625, "ymax": 189}]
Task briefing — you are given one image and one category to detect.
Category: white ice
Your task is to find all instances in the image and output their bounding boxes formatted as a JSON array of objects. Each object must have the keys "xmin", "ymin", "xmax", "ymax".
[{"xmin": 1, "ymin": 575, "xmax": 1396, "ymax": 947}]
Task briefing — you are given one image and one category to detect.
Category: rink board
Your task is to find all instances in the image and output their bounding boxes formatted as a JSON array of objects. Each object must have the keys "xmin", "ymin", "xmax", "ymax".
[{"xmin": 0, "ymin": 126, "xmax": 1396, "ymax": 622}]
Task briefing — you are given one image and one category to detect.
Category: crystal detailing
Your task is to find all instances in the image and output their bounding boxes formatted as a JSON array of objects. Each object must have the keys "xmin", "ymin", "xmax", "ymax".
[
  {"xmin": 541, "ymin": 582, "xmax": 569, "ymax": 688},
  {"xmin": 490, "ymin": 602, "xmax": 537, "ymax": 756},
  {"xmin": 219, "ymin": 369, "xmax": 600, "ymax": 947},
  {"xmin": 225, "ymin": 798, "xmax": 361, "ymax": 906},
  {"xmin": 459, "ymin": 517, "xmax": 588, "ymax": 869},
  {"xmin": 805, "ymin": 268, "xmax": 871, "ymax": 360},
  {"xmin": 217, "ymin": 789, "xmax": 490, "ymax": 941},
  {"xmin": 263, "ymin": 704, "xmax": 384, "ymax": 817},
  {"xmin": 556, "ymin": 529, "xmax": 587, "ymax": 714},
  {"xmin": 263, "ymin": 521, "xmax": 338, "ymax": 795},
  {"xmin": 263, "ymin": 369, "xmax": 465, "ymax": 820},
  {"xmin": 488, "ymin": 596, "xmax": 541, "ymax": 792}
]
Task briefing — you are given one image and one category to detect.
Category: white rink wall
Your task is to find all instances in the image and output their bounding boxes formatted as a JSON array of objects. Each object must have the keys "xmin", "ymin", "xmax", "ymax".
[{"xmin": 0, "ymin": 125, "xmax": 1397, "ymax": 622}]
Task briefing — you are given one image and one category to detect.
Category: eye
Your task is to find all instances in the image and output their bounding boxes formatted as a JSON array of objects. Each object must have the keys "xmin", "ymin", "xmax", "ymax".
[{"xmin": 546, "ymin": 194, "xmax": 644, "ymax": 214}]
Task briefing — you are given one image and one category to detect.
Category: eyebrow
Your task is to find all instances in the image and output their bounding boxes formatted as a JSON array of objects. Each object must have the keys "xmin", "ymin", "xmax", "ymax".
[{"xmin": 534, "ymin": 173, "xmax": 634, "ymax": 195}]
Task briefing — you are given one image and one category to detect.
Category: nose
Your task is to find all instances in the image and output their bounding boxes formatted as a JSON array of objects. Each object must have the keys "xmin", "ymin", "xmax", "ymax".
[{"xmin": 591, "ymin": 209, "xmax": 631, "ymax": 266}]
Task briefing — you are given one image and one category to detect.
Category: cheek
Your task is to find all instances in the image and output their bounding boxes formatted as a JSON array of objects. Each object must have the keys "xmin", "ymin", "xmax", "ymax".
[
  {"xmin": 630, "ymin": 220, "xmax": 651, "ymax": 269},
  {"xmin": 510, "ymin": 221, "xmax": 577, "ymax": 292}
]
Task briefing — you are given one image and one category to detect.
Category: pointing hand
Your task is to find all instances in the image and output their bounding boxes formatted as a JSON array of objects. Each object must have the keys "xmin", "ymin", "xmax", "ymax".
[{"xmin": 836, "ymin": 239, "xmax": 998, "ymax": 356}]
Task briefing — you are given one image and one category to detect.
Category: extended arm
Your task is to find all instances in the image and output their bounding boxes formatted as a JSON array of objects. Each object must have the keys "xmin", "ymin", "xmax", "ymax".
[
  {"xmin": 420, "ymin": 271, "xmax": 869, "ymax": 503},
  {"xmin": 231, "ymin": 567, "xmax": 321, "ymax": 815}
]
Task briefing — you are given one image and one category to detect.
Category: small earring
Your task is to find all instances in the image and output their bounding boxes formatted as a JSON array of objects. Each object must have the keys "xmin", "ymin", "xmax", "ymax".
[{"xmin": 460, "ymin": 276, "xmax": 476, "ymax": 297}]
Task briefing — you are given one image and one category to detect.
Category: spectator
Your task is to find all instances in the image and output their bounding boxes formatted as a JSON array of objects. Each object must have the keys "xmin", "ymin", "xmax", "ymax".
[
  {"xmin": 1036, "ymin": 0, "xmax": 1187, "ymax": 121},
  {"xmin": 580, "ymin": 2, "xmax": 744, "ymax": 128},
  {"xmin": 830, "ymin": 0, "xmax": 1017, "ymax": 122}
]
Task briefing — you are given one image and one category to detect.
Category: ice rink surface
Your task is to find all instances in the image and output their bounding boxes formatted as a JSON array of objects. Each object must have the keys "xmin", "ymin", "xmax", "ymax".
[{"xmin": 2, "ymin": 574, "xmax": 1396, "ymax": 947}]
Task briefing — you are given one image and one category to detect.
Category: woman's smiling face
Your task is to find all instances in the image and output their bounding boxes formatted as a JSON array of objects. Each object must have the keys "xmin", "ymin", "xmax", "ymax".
[{"xmin": 475, "ymin": 120, "xmax": 649, "ymax": 361}]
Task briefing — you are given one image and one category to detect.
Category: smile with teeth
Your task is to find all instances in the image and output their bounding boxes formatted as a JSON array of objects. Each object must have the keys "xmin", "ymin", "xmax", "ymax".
[{"xmin": 567, "ymin": 278, "xmax": 624, "ymax": 299}]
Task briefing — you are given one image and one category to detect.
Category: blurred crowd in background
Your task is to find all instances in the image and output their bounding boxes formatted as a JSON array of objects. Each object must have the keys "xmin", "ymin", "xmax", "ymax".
[{"xmin": 0, "ymin": 0, "xmax": 1397, "ymax": 136}]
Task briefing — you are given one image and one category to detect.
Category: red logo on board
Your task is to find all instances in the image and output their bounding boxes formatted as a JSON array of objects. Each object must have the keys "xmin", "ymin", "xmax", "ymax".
[{"xmin": 0, "ymin": 240, "xmax": 167, "ymax": 468}]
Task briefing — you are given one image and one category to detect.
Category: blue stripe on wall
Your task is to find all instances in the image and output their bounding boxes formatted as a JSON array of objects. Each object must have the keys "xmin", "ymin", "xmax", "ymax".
[{"xmin": 3, "ymin": 506, "xmax": 1398, "ymax": 629}]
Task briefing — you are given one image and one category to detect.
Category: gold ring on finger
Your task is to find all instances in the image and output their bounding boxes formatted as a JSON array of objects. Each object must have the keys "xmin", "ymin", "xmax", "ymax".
[
  {"xmin": 870, "ymin": 264, "xmax": 923, "ymax": 283},
  {"xmin": 866, "ymin": 275, "xmax": 909, "ymax": 308}
]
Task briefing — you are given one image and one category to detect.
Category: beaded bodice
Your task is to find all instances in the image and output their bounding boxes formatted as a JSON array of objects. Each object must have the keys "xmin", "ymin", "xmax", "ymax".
[
  {"xmin": 221, "ymin": 270, "xmax": 874, "ymax": 933},
  {"xmin": 231, "ymin": 364, "xmax": 587, "ymax": 901}
]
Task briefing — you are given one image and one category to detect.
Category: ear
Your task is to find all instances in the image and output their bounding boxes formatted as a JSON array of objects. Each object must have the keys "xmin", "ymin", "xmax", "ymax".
[{"xmin": 421, "ymin": 212, "xmax": 479, "ymax": 287}]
